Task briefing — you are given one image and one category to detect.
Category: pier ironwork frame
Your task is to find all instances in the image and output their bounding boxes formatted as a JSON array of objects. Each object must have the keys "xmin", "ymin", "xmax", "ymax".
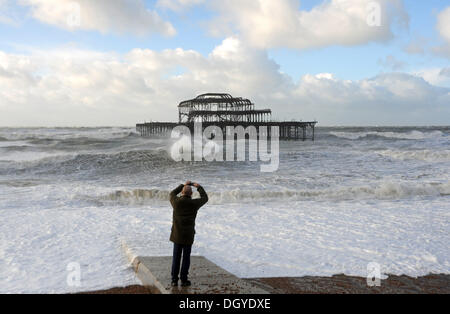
[{"xmin": 136, "ymin": 93, "xmax": 317, "ymax": 140}]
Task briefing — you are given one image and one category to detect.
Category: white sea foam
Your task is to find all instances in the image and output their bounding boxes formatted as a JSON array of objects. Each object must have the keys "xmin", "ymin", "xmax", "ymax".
[
  {"xmin": 378, "ymin": 149, "xmax": 450, "ymax": 162},
  {"xmin": 0, "ymin": 191, "xmax": 448, "ymax": 293},
  {"xmin": 330, "ymin": 130, "xmax": 444, "ymax": 140}
]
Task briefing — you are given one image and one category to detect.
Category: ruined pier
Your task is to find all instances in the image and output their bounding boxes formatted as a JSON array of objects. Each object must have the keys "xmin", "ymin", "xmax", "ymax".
[{"xmin": 136, "ymin": 93, "xmax": 317, "ymax": 140}]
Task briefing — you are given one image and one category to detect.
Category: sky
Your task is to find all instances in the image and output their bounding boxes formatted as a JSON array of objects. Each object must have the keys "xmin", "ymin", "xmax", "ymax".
[{"xmin": 0, "ymin": 0, "xmax": 449, "ymax": 126}]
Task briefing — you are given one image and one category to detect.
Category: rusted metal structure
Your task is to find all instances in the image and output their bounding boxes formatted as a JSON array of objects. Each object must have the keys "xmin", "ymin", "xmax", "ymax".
[
  {"xmin": 136, "ymin": 93, "xmax": 317, "ymax": 140},
  {"xmin": 178, "ymin": 93, "xmax": 272, "ymax": 123}
]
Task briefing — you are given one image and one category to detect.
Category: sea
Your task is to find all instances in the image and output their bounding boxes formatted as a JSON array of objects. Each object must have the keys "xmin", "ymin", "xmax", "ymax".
[{"xmin": 0, "ymin": 126, "xmax": 449, "ymax": 293}]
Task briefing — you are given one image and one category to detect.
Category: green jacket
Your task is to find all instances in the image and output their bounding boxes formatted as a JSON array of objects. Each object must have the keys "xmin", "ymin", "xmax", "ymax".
[{"xmin": 169, "ymin": 184, "xmax": 208, "ymax": 245}]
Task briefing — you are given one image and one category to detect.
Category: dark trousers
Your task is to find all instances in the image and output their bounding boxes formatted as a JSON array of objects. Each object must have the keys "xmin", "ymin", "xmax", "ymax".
[{"xmin": 171, "ymin": 243, "xmax": 192, "ymax": 282}]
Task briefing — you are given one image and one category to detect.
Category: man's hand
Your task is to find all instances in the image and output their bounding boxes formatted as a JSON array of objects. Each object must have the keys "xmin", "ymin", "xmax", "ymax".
[{"xmin": 185, "ymin": 180, "xmax": 200, "ymax": 187}]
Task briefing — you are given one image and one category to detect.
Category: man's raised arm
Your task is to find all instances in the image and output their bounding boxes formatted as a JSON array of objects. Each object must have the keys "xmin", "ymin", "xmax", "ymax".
[
  {"xmin": 193, "ymin": 183, "xmax": 208, "ymax": 207},
  {"xmin": 170, "ymin": 184, "xmax": 184, "ymax": 204}
]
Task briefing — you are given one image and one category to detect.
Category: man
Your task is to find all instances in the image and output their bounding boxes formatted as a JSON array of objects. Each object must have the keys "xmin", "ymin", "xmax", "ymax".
[{"xmin": 169, "ymin": 180, "xmax": 208, "ymax": 287}]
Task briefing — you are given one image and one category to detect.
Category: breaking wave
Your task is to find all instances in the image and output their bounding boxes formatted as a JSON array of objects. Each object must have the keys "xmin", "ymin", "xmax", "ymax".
[
  {"xmin": 0, "ymin": 149, "xmax": 175, "ymax": 176},
  {"xmin": 0, "ymin": 129, "xmax": 138, "ymax": 142},
  {"xmin": 0, "ymin": 179, "xmax": 42, "ymax": 187},
  {"xmin": 378, "ymin": 150, "xmax": 450, "ymax": 162},
  {"xmin": 97, "ymin": 181, "xmax": 450, "ymax": 205},
  {"xmin": 330, "ymin": 130, "xmax": 444, "ymax": 140}
]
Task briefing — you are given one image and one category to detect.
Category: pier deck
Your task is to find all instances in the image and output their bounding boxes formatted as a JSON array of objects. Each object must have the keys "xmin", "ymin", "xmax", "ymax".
[{"xmin": 136, "ymin": 121, "xmax": 317, "ymax": 140}]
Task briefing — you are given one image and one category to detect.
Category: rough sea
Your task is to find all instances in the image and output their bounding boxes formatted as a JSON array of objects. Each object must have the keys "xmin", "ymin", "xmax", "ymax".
[{"xmin": 0, "ymin": 126, "xmax": 449, "ymax": 293}]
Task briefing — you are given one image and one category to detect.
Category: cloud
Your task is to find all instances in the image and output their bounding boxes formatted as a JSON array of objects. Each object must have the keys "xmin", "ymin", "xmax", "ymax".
[
  {"xmin": 18, "ymin": 0, "xmax": 176, "ymax": 36},
  {"xmin": 0, "ymin": 38, "xmax": 448, "ymax": 126},
  {"xmin": 403, "ymin": 35, "xmax": 429, "ymax": 55},
  {"xmin": 378, "ymin": 55, "xmax": 406, "ymax": 71},
  {"xmin": 440, "ymin": 68, "xmax": 450, "ymax": 77},
  {"xmin": 432, "ymin": 6, "xmax": 450, "ymax": 59},
  {"xmin": 289, "ymin": 72, "xmax": 449, "ymax": 125},
  {"xmin": 413, "ymin": 68, "xmax": 450, "ymax": 88},
  {"xmin": 436, "ymin": 7, "xmax": 450, "ymax": 43},
  {"xmin": 205, "ymin": 0, "xmax": 408, "ymax": 50},
  {"xmin": 401, "ymin": 7, "xmax": 450, "ymax": 60}
]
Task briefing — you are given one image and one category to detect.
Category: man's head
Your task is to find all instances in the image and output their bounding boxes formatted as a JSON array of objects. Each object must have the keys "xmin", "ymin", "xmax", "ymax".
[{"xmin": 181, "ymin": 184, "xmax": 192, "ymax": 197}]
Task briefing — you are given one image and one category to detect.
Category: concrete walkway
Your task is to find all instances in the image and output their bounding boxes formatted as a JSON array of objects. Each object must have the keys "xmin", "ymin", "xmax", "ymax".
[{"xmin": 122, "ymin": 242, "xmax": 268, "ymax": 294}]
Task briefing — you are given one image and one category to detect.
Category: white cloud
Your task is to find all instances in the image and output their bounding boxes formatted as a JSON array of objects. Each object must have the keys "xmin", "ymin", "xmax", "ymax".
[
  {"xmin": 206, "ymin": 0, "xmax": 408, "ymax": 49},
  {"xmin": 436, "ymin": 7, "xmax": 450, "ymax": 43},
  {"xmin": 413, "ymin": 68, "xmax": 450, "ymax": 88},
  {"xmin": 433, "ymin": 6, "xmax": 450, "ymax": 59},
  {"xmin": 18, "ymin": 0, "xmax": 176, "ymax": 36},
  {"xmin": 0, "ymin": 38, "xmax": 448, "ymax": 127},
  {"xmin": 288, "ymin": 72, "xmax": 450, "ymax": 125}
]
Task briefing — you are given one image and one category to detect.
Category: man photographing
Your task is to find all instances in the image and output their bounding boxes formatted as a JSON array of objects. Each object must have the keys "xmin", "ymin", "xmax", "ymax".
[{"xmin": 169, "ymin": 181, "xmax": 208, "ymax": 287}]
